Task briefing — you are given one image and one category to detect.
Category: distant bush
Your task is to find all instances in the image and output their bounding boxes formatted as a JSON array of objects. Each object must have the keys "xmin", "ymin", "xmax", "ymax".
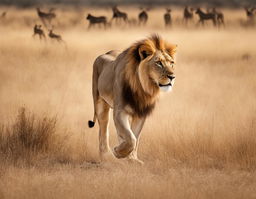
[{"xmin": 0, "ymin": 107, "xmax": 61, "ymax": 164}]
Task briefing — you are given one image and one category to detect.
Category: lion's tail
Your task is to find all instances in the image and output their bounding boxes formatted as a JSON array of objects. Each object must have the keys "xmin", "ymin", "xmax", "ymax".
[
  {"xmin": 88, "ymin": 58, "xmax": 100, "ymax": 128},
  {"xmin": 88, "ymin": 115, "xmax": 96, "ymax": 128}
]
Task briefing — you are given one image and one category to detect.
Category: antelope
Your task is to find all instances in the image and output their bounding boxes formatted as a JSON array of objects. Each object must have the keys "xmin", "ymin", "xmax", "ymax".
[
  {"xmin": 111, "ymin": 6, "xmax": 128, "ymax": 24},
  {"xmin": 183, "ymin": 6, "xmax": 194, "ymax": 25},
  {"xmin": 86, "ymin": 14, "xmax": 107, "ymax": 29},
  {"xmin": 1, "ymin": 11, "xmax": 6, "ymax": 18},
  {"xmin": 138, "ymin": 8, "xmax": 148, "ymax": 26},
  {"xmin": 36, "ymin": 8, "xmax": 56, "ymax": 26},
  {"xmin": 32, "ymin": 25, "xmax": 45, "ymax": 40},
  {"xmin": 48, "ymin": 29, "xmax": 63, "ymax": 43},
  {"xmin": 195, "ymin": 8, "xmax": 217, "ymax": 27},
  {"xmin": 244, "ymin": 7, "xmax": 256, "ymax": 21},
  {"xmin": 164, "ymin": 8, "xmax": 172, "ymax": 27},
  {"xmin": 212, "ymin": 8, "xmax": 225, "ymax": 27}
]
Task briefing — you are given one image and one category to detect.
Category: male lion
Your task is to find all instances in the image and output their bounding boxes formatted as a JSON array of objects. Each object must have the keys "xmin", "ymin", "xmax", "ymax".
[{"xmin": 88, "ymin": 34, "xmax": 177, "ymax": 164}]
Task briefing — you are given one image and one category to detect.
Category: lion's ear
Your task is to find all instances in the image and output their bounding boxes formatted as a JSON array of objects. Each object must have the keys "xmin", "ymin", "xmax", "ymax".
[
  {"xmin": 138, "ymin": 44, "xmax": 154, "ymax": 60},
  {"xmin": 166, "ymin": 44, "xmax": 177, "ymax": 57}
]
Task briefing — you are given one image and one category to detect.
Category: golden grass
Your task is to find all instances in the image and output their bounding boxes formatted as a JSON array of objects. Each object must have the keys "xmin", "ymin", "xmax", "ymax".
[{"xmin": 0, "ymin": 6, "xmax": 256, "ymax": 199}]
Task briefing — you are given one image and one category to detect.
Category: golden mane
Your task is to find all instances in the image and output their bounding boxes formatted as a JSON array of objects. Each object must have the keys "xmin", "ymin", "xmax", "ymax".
[{"xmin": 122, "ymin": 34, "xmax": 176, "ymax": 117}]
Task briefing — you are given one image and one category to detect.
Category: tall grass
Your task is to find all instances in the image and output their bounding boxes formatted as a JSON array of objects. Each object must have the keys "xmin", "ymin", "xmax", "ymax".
[
  {"xmin": 0, "ymin": 6, "xmax": 256, "ymax": 199},
  {"xmin": 0, "ymin": 108, "xmax": 59, "ymax": 164}
]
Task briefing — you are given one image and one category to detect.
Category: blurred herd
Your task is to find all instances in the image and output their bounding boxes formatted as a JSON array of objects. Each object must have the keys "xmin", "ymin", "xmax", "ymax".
[{"xmin": 0, "ymin": 5, "xmax": 255, "ymax": 42}]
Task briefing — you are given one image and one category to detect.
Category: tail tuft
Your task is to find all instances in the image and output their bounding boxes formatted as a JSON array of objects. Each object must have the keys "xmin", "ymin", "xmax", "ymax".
[{"xmin": 88, "ymin": 120, "xmax": 95, "ymax": 128}]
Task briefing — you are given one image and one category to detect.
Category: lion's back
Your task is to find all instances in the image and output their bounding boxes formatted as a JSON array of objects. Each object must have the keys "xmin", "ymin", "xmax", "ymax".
[{"xmin": 93, "ymin": 50, "xmax": 120, "ymax": 73}]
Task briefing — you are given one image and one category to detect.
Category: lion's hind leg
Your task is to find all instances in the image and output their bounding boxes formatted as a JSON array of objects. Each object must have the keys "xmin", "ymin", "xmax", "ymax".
[{"xmin": 96, "ymin": 98, "xmax": 115, "ymax": 161}]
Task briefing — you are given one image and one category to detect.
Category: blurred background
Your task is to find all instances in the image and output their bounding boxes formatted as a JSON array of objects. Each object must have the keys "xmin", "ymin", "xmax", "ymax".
[
  {"xmin": 0, "ymin": 0, "xmax": 256, "ymax": 199},
  {"xmin": 0, "ymin": 0, "xmax": 255, "ymax": 7}
]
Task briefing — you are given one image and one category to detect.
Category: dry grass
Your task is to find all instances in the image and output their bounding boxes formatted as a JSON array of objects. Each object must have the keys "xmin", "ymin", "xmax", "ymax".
[
  {"xmin": 0, "ymin": 6, "xmax": 256, "ymax": 199},
  {"xmin": 0, "ymin": 108, "xmax": 56, "ymax": 162}
]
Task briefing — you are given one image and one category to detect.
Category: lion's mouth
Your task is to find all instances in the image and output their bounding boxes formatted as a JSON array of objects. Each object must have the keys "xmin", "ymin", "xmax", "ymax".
[
  {"xmin": 158, "ymin": 82, "xmax": 173, "ymax": 92},
  {"xmin": 158, "ymin": 83, "xmax": 172, "ymax": 87}
]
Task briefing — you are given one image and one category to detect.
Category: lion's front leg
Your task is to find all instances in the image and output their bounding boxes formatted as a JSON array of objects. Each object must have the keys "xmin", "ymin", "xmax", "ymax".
[
  {"xmin": 113, "ymin": 110, "xmax": 136, "ymax": 158},
  {"xmin": 127, "ymin": 116, "xmax": 146, "ymax": 163}
]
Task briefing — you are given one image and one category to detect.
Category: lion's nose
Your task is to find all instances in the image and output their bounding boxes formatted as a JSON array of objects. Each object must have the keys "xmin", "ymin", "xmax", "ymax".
[{"xmin": 167, "ymin": 75, "xmax": 175, "ymax": 81}]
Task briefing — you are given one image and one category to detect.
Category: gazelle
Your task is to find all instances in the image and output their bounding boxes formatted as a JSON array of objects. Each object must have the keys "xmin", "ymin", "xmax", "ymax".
[
  {"xmin": 111, "ymin": 6, "xmax": 128, "ymax": 24},
  {"xmin": 195, "ymin": 8, "xmax": 217, "ymax": 27},
  {"xmin": 164, "ymin": 8, "xmax": 172, "ymax": 27},
  {"xmin": 212, "ymin": 8, "xmax": 225, "ymax": 27},
  {"xmin": 36, "ymin": 8, "xmax": 56, "ymax": 26},
  {"xmin": 244, "ymin": 7, "xmax": 256, "ymax": 21},
  {"xmin": 86, "ymin": 14, "xmax": 107, "ymax": 29},
  {"xmin": 1, "ymin": 11, "xmax": 6, "ymax": 18},
  {"xmin": 32, "ymin": 24, "xmax": 46, "ymax": 40},
  {"xmin": 138, "ymin": 8, "xmax": 149, "ymax": 26},
  {"xmin": 48, "ymin": 28, "xmax": 63, "ymax": 43},
  {"xmin": 183, "ymin": 6, "xmax": 194, "ymax": 25}
]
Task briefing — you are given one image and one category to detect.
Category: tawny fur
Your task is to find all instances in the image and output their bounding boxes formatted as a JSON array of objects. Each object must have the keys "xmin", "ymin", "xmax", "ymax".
[{"xmin": 88, "ymin": 35, "xmax": 177, "ymax": 164}]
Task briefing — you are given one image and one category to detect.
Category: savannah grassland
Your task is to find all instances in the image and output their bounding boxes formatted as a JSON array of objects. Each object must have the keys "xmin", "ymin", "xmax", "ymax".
[{"xmin": 0, "ymin": 6, "xmax": 256, "ymax": 199}]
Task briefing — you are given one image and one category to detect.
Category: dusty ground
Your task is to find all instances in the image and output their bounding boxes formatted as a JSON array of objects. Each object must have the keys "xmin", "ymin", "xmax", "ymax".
[{"xmin": 0, "ymin": 6, "xmax": 256, "ymax": 199}]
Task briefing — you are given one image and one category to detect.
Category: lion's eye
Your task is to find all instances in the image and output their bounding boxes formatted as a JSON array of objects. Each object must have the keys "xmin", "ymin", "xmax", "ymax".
[
  {"xmin": 170, "ymin": 61, "xmax": 175, "ymax": 68},
  {"xmin": 156, "ymin": 61, "xmax": 163, "ymax": 68}
]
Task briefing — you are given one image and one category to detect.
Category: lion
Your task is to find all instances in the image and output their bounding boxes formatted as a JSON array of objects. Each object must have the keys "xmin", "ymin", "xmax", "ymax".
[{"xmin": 88, "ymin": 34, "xmax": 177, "ymax": 164}]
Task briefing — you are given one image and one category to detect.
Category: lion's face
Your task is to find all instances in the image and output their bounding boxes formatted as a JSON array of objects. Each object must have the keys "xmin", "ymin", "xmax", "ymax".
[
  {"xmin": 146, "ymin": 50, "xmax": 176, "ymax": 92},
  {"xmin": 136, "ymin": 38, "xmax": 177, "ymax": 95},
  {"xmin": 125, "ymin": 35, "xmax": 177, "ymax": 97}
]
